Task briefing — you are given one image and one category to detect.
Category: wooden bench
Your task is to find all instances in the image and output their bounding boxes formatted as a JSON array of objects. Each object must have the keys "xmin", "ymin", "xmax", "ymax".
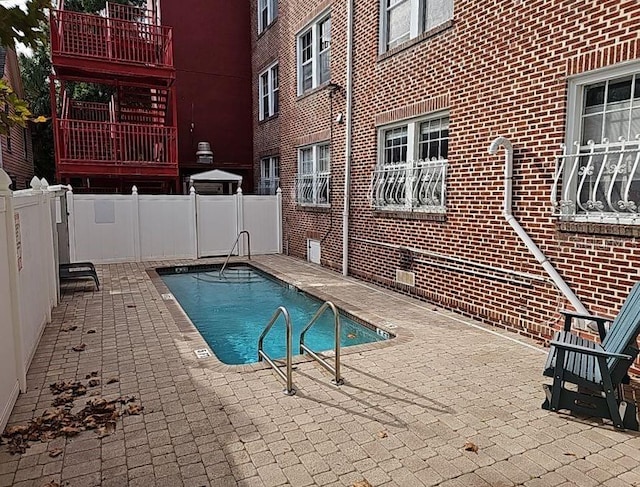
[
  {"xmin": 59, "ymin": 262, "xmax": 100, "ymax": 291},
  {"xmin": 542, "ymin": 282, "xmax": 640, "ymax": 430}
]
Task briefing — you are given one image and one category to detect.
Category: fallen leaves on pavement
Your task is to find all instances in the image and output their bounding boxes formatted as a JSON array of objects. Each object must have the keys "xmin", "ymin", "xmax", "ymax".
[{"xmin": 463, "ymin": 441, "xmax": 479, "ymax": 453}]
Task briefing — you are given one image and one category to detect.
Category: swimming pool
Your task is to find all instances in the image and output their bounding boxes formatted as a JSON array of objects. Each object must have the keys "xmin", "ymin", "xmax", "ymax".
[{"xmin": 159, "ymin": 266, "xmax": 388, "ymax": 365}]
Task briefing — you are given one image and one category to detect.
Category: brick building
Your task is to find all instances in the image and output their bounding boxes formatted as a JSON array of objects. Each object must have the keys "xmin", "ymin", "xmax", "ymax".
[
  {"xmin": 251, "ymin": 0, "xmax": 640, "ymax": 344},
  {"xmin": 1, "ymin": 47, "xmax": 34, "ymax": 190}
]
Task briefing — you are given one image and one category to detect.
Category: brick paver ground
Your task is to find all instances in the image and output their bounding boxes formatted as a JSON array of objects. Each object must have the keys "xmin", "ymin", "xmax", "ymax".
[{"xmin": 2, "ymin": 255, "xmax": 640, "ymax": 486}]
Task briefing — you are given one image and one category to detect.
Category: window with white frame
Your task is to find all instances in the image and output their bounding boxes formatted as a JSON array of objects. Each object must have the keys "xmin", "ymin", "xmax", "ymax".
[
  {"xmin": 371, "ymin": 113, "xmax": 448, "ymax": 212},
  {"xmin": 259, "ymin": 63, "xmax": 279, "ymax": 120},
  {"xmin": 258, "ymin": 0, "xmax": 277, "ymax": 33},
  {"xmin": 259, "ymin": 156, "xmax": 280, "ymax": 194},
  {"xmin": 552, "ymin": 63, "xmax": 640, "ymax": 222},
  {"xmin": 381, "ymin": 0, "xmax": 453, "ymax": 52},
  {"xmin": 297, "ymin": 14, "xmax": 331, "ymax": 95},
  {"xmin": 296, "ymin": 143, "xmax": 330, "ymax": 205}
]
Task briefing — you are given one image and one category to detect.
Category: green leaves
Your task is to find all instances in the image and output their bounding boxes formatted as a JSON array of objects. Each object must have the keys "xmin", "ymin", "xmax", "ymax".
[{"xmin": 0, "ymin": 0, "xmax": 51, "ymax": 51}]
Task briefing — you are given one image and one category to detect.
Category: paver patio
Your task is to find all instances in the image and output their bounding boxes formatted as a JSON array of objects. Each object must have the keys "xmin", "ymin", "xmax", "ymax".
[{"xmin": 2, "ymin": 255, "xmax": 640, "ymax": 487}]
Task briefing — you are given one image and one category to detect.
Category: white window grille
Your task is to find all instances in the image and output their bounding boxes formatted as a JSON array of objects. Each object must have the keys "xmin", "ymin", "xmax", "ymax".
[
  {"xmin": 553, "ymin": 64, "xmax": 640, "ymax": 222},
  {"xmin": 372, "ymin": 114, "xmax": 448, "ymax": 212},
  {"xmin": 258, "ymin": 0, "xmax": 277, "ymax": 33},
  {"xmin": 381, "ymin": 0, "xmax": 453, "ymax": 52},
  {"xmin": 259, "ymin": 63, "xmax": 279, "ymax": 120},
  {"xmin": 296, "ymin": 144, "xmax": 330, "ymax": 206},
  {"xmin": 259, "ymin": 156, "xmax": 280, "ymax": 195},
  {"xmin": 297, "ymin": 14, "xmax": 331, "ymax": 95}
]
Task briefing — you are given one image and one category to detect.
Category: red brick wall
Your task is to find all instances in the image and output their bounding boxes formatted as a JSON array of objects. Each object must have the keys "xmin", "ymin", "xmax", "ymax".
[{"xmin": 252, "ymin": 0, "xmax": 640, "ymax": 349}]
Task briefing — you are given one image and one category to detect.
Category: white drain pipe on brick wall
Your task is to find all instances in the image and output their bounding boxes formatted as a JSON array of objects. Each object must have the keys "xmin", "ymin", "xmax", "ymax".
[
  {"xmin": 488, "ymin": 136, "xmax": 589, "ymax": 315},
  {"xmin": 342, "ymin": 0, "xmax": 354, "ymax": 277}
]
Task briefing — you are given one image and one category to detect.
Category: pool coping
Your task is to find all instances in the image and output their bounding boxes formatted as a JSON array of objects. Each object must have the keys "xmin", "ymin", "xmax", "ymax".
[{"xmin": 146, "ymin": 258, "xmax": 414, "ymax": 377}]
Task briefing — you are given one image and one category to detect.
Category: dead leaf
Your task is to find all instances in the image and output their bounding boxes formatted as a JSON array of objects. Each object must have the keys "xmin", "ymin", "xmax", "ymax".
[
  {"xmin": 126, "ymin": 305, "xmax": 136, "ymax": 308},
  {"xmin": 352, "ymin": 481, "xmax": 373, "ymax": 487},
  {"xmin": 52, "ymin": 394, "xmax": 74, "ymax": 407},
  {"xmin": 377, "ymin": 431, "xmax": 388, "ymax": 438},
  {"xmin": 4, "ymin": 424, "xmax": 29, "ymax": 436},
  {"xmin": 96, "ymin": 421, "xmax": 116, "ymax": 438},
  {"xmin": 72, "ymin": 344, "xmax": 86, "ymax": 352},
  {"xmin": 88, "ymin": 379, "xmax": 100, "ymax": 388},
  {"xmin": 86, "ymin": 329, "xmax": 96, "ymax": 334},
  {"xmin": 60, "ymin": 325, "xmax": 78, "ymax": 332},
  {"xmin": 124, "ymin": 404, "xmax": 143, "ymax": 416},
  {"xmin": 463, "ymin": 441, "xmax": 479, "ymax": 453},
  {"xmin": 564, "ymin": 452, "xmax": 577, "ymax": 457},
  {"xmin": 84, "ymin": 372, "xmax": 98, "ymax": 379},
  {"xmin": 106, "ymin": 378, "xmax": 119, "ymax": 385},
  {"xmin": 347, "ymin": 333, "xmax": 356, "ymax": 339},
  {"xmin": 48, "ymin": 448, "xmax": 63, "ymax": 458},
  {"xmin": 42, "ymin": 482, "xmax": 60, "ymax": 487},
  {"xmin": 60, "ymin": 426, "xmax": 81, "ymax": 437}
]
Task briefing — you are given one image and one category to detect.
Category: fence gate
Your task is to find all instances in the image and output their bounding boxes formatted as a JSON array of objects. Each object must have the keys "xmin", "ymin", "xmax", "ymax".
[{"xmin": 196, "ymin": 195, "xmax": 239, "ymax": 258}]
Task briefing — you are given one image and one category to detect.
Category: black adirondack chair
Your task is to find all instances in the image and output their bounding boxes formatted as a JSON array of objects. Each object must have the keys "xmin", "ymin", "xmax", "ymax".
[{"xmin": 542, "ymin": 282, "xmax": 640, "ymax": 430}]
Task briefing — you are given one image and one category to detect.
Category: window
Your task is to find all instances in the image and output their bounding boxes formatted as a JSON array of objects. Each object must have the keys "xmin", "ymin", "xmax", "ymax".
[
  {"xmin": 297, "ymin": 14, "xmax": 331, "ymax": 95},
  {"xmin": 259, "ymin": 156, "xmax": 279, "ymax": 194},
  {"xmin": 372, "ymin": 114, "xmax": 448, "ymax": 212},
  {"xmin": 553, "ymin": 64, "xmax": 640, "ymax": 221},
  {"xmin": 258, "ymin": 0, "xmax": 277, "ymax": 33},
  {"xmin": 259, "ymin": 63, "xmax": 279, "ymax": 120},
  {"xmin": 296, "ymin": 143, "xmax": 330, "ymax": 206},
  {"xmin": 381, "ymin": 0, "xmax": 453, "ymax": 52}
]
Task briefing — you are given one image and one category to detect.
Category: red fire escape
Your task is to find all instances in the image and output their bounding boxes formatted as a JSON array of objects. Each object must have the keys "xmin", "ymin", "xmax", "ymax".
[{"xmin": 49, "ymin": 2, "xmax": 178, "ymax": 193}]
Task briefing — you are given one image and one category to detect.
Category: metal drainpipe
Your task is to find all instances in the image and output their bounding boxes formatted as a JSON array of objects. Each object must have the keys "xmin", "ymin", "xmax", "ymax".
[
  {"xmin": 488, "ymin": 136, "xmax": 590, "ymax": 315},
  {"xmin": 342, "ymin": 0, "xmax": 354, "ymax": 277}
]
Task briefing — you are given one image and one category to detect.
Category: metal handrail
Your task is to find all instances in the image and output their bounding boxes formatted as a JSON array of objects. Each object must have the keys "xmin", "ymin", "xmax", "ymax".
[
  {"xmin": 299, "ymin": 301, "xmax": 344, "ymax": 385},
  {"xmin": 219, "ymin": 231, "xmax": 251, "ymax": 277},
  {"xmin": 258, "ymin": 306, "xmax": 295, "ymax": 395}
]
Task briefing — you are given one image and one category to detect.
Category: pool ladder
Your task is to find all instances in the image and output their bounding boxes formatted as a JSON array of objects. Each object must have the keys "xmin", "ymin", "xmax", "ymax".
[
  {"xmin": 257, "ymin": 301, "xmax": 344, "ymax": 395},
  {"xmin": 220, "ymin": 231, "xmax": 251, "ymax": 277}
]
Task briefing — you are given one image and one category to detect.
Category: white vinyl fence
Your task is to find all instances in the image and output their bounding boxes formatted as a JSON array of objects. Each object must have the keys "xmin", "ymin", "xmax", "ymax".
[
  {"xmin": 0, "ymin": 170, "xmax": 59, "ymax": 432},
  {"xmin": 68, "ymin": 187, "xmax": 282, "ymax": 263}
]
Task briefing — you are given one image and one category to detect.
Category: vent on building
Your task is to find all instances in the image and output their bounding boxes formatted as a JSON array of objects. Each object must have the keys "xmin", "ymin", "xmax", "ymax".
[
  {"xmin": 395, "ymin": 270, "xmax": 415, "ymax": 287},
  {"xmin": 196, "ymin": 141, "xmax": 213, "ymax": 164}
]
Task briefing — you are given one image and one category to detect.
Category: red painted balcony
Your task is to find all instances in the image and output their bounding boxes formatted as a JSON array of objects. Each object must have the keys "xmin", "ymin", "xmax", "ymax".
[
  {"xmin": 50, "ymin": 4, "xmax": 174, "ymax": 86},
  {"xmin": 56, "ymin": 118, "xmax": 178, "ymax": 178}
]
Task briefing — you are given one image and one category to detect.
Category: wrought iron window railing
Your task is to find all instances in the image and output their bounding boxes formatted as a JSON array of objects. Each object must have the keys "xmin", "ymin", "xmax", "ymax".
[
  {"xmin": 295, "ymin": 173, "xmax": 330, "ymax": 206},
  {"xmin": 371, "ymin": 159, "xmax": 447, "ymax": 212},
  {"xmin": 552, "ymin": 137, "xmax": 640, "ymax": 222}
]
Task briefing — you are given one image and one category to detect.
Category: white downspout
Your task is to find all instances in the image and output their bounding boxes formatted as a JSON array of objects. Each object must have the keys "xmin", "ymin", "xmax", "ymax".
[
  {"xmin": 342, "ymin": 0, "xmax": 354, "ymax": 276},
  {"xmin": 488, "ymin": 136, "xmax": 589, "ymax": 315}
]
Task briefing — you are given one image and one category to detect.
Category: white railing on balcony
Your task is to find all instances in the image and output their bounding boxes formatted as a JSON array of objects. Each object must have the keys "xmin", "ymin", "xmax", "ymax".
[
  {"xmin": 295, "ymin": 173, "xmax": 330, "ymax": 206},
  {"xmin": 371, "ymin": 159, "xmax": 447, "ymax": 212},
  {"xmin": 552, "ymin": 137, "xmax": 640, "ymax": 222}
]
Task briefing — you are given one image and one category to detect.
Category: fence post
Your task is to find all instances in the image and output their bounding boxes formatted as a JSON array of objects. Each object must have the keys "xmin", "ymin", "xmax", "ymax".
[
  {"xmin": 0, "ymin": 169, "xmax": 26, "ymax": 392},
  {"xmin": 39, "ymin": 178, "xmax": 56, "ymax": 319},
  {"xmin": 236, "ymin": 186, "xmax": 244, "ymax": 256},
  {"xmin": 190, "ymin": 186, "xmax": 198, "ymax": 259},
  {"xmin": 67, "ymin": 186, "xmax": 77, "ymax": 263},
  {"xmin": 277, "ymin": 187, "xmax": 283, "ymax": 254},
  {"xmin": 131, "ymin": 186, "xmax": 141, "ymax": 262}
]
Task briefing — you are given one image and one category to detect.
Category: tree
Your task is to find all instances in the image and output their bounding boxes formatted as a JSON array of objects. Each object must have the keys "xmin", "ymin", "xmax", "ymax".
[
  {"xmin": 0, "ymin": 0, "xmax": 50, "ymax": 136},
  {"xmin": 19, "ymin": 30, "xmax": 54, "ymax": 181}
]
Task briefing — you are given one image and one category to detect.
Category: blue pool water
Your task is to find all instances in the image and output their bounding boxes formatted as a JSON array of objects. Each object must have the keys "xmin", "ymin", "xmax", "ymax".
[{"xmin": 160, "ymin": 266, "xmax": 387, "ymax": 365}]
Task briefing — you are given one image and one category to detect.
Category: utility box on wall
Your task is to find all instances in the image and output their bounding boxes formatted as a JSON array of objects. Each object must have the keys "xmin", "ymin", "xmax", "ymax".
[{"xmin": 307, "ymin": 239, "xmax": 320, "ymax": 264}]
